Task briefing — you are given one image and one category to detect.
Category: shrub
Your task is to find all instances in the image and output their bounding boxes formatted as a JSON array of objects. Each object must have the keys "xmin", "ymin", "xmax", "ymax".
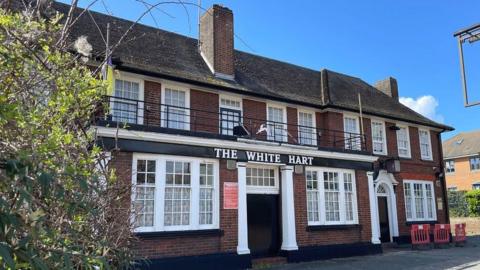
[
  {"xmin": 465, "ymin": 190, "xmax": 480, "ymax": 217},
  {"xmin": 448, "ymin": 190, "xmax": 469, "ymax": 217}
]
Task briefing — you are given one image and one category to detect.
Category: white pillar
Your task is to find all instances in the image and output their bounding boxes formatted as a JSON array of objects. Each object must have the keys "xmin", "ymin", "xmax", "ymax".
[
  {"xmin": 367, "ymin": 171, "xmax": 381, "ymax": 244},
  {"xmin": 390, "ymin": 186, "xmax": 399, "ymax": 237},
  {"xmin": 236, "ymin": 162, "xmax": 250, "ymax": 255},
  {"xmin": 280, "ymin": 166, "xmax": 298, "ymax": 251}
]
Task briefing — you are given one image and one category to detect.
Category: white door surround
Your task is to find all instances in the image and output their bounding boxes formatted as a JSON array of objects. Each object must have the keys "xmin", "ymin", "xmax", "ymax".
[
  {"xmin": 236, "ymin": 162, "xmax": 298, "ymax": 255},
  {"xmin": 374, "ymin": 170, "xmax": 399, "ymax": 242}
]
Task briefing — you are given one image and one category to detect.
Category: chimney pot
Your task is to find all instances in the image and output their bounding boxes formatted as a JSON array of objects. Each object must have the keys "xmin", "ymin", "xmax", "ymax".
[{"xmin": 374, "ymin": 77, "xmax": 399, "ymax": 100}]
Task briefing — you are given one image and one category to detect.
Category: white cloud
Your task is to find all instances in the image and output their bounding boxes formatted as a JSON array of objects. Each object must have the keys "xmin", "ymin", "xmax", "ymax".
[{"xmin": 399, "ymin": 95, "xmax": 444, "ymax": 123}]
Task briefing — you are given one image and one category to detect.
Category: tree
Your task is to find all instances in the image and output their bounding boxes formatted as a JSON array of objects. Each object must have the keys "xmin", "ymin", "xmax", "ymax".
[{"xmin": 0, "ymin": 6, "xmax": 135, "ymax": 269}]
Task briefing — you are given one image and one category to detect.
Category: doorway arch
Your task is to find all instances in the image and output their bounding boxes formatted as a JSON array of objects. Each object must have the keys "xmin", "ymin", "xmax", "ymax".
[{"xmin": 375, "ymin": 170, "xmax": 399, "ymax": 242}]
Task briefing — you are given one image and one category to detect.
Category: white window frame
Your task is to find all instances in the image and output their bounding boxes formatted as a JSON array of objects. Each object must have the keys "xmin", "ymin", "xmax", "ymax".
[
  {"xmin": 418, "ymin": 129, "xmax": 433, "ymax": 161},
  {"xmin": 219, "ymin": 94, "xmax": 243, "ymax": 135},
  {"xmin": 131, "ymin": 154, "xmax": 219, "ymax": 233},
  {"xmin": 306, "ymin": 167, "xmax": 358, "ymax": 226},
  {"xmin": 297, "ymin": 109, "xmax": 317, "ymax": 146},
  {"xmin": 111, "ymin": 75, "xmax": 145, "ymax": 125},
  {"xmin": 403, "ymin": 180, "xmax": 437, "ymax": 222},
  {"xmin": 161, "ymin": 84, "xmax": 190, "ymax": 130},
  {"xmin": 396, "ymin": 125, "xmax": 411, "ymax": 158},
  {"xmin": 246, "ymin": 165, "xmax": 280, "ymax": 194},
  {"xmin": 445, "ymin": 160, "xmax": 455, "ymax": 174},
  {"xmin": 266, "ymin": 103, "xmax": 288, "ymax": 143},
  {"xmin": 343, "ymin": 114, "xmax": 361, "ymax": 151},
  {"xmin": 470, "ymin": 156, "xmax": 480, "ymax": 171},
  {"xmin": 371, "ymin": 119, "xmax": 387, "ymax": 155}
]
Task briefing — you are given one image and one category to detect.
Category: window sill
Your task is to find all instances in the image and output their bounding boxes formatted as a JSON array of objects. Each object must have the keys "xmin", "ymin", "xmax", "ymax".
[
  {"xmin": 405, "ymin": 220, "xmax": 437, "ymax": 226},
  {"xmin": 135, "ymin": 229, "xmax": 223, "ymax": 239},
  {"xmin": 420, "ymin": 158, "xmax": 434, "ymax": 162},
  {"xmin": 307, "ymin": 224, "xmax": 361, "ymax": 231}
]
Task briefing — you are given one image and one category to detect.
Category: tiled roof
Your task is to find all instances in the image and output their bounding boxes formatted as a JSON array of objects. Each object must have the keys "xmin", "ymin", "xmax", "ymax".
[
  {"xmin": 53, "ymin": 2, "xmax": 453, "ymax": 131},
  {"xmin": 443, "ymin": 130, "xmax": 480, "ymax": 159}
]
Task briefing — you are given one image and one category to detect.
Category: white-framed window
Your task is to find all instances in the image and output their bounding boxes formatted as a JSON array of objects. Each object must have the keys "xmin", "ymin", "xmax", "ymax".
[
  {"xmin": 219, "ymin": 95, "xmax": 242, "ymax": 136},
  {"xmin": 371, "ymin": 120, "xmax": 387, "ymax": 155},
  {"xmin": 306, "ymin": 167, "xmax": 358, "ymax": 225},
  {"xmin": 396, "ymin": 125, "xmax": 411, "ymax": 158},
  {"xmin": 161, "ymin": 85, "xmax": 190, "ymax": 130},
  {"xmin": 267, "ymin": 105, "xmax": 287, "ymax": 142},
  {"xmin": 445, "ymin": 160, "xmax": 455, "ymax": 173},
  {"xmin": 473, "ymin": 183, "xmax": 480, "ymax": 190},
  {"xmin": 132, "ymin": 154, "xmax": 219, "ymax": 232},
  {"xmin": 111, "ymin": 77, "xmax": 144, "ymax": 124},
  {"xmin": 246, "ymin": 166, "xmax": 279, "ymax": 194},
  {"xmin": 344, "ymin": 115, "xmax": 361, "ymax": 150},
  {"xmin": 298, "ymin": 110, "xmax": 317, "ymax": 146},
  {"xmin": 403, "ymin": 180, "xmax": 436, "ymax": 222},
  {"xmin": 418, "ymin": 129, "xmax": 432, "ymax": 161},
  {"xmin": 470, "ymin": 156, "xmax": 480, "ymax": 171}
]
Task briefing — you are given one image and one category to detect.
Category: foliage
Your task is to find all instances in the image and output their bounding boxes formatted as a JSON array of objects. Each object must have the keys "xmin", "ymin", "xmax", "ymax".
[
  {"xmin": 0, "ymin": 7, "xmax": 134, "ymax": 270},
  {"xmin": 448, "ymin": 190, "xmax": 469, "ymax": 217},
  {"xmin": 465, "ymin": 190, "xmax": 480, "ymax": 217}
]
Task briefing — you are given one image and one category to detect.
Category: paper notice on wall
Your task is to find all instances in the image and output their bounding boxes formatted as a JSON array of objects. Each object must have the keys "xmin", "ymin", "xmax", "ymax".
[
  {"xmin": 224, "ymin": 182, "xmax": 238, "ymax": 209},
  {"xmin": 437, "ymin": 197, "xmax": 443, "ymax": 210}
]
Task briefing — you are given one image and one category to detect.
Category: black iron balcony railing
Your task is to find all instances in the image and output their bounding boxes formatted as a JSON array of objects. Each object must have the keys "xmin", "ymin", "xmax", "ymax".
[{"xmin": 95, "ymin": 96, "xmax": 368, "ymax": 152}]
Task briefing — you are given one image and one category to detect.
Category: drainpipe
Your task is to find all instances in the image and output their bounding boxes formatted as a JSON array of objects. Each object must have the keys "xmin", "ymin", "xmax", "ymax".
[{"xmin": 437, "ymin": 131, "xmax": 450, "ymax": 224}]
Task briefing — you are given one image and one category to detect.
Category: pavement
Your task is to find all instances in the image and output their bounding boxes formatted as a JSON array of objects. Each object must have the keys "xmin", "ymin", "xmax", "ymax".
[{"xmin": 264, "ymin": 236, "xmax": 480, "ymax": 270}]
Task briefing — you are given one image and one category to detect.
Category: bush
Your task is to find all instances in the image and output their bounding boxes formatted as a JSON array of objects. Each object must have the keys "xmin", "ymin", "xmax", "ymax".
[
  {"xmin": 465, "ymin": 190, "xmax": 480, "ymax": 217},
  {"xmin": 448, "ymin": 190, "xmax": 469, "ymax": 217}
]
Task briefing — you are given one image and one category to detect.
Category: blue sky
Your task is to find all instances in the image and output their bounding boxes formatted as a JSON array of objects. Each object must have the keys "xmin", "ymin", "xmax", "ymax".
[{"xmin": 65, "ymin": 0, "xmax": 480, "ymax": 140}]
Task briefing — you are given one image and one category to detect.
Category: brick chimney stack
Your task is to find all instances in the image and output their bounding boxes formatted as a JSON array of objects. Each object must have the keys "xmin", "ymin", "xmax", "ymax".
[
  {"xmin": 199, "ymin": 4, "xmax": 234, "ymax": 79},
  {"xmin": 375, "ymin": 77, "xmax": 399, "ymax": 100}
]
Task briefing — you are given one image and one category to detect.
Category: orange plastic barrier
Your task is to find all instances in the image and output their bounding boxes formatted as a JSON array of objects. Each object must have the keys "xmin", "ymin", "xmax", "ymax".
[
  {"xmin": 433, "ymin": 224, "xmax": 450, "ymax": 244},
  {"xmin": 411, "ymin": 224, "xmax": 431, "ymax": 245},
  {"xmin": 454, "ymin": 223, "xmax": 467, "ymax": 243}
]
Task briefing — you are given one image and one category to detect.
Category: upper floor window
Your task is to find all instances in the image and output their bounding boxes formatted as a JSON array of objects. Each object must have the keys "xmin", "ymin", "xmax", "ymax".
[
  {"xmin": 162, "ymin": 86, "xmax": 189, "ymax": 130},
  {"xmin": 219, "ymin": 96, "xmax": 242, "ymax": 136},
  {"xmin": 298, "ymin": 111, "xmax": 316, "ymax": 146},
  {"xmin": 403, "ymin": 180, "xmax": 436, "ymax": 222},
  {"xmin": 344, "ymin": 115, "xmax": 361, "ymax": 150},
  {"xmin": 306, "ymin": 168, "xmax": 358, "ymax": 225},
  {"xmin": 371, "ymin": 120, "xmax": 387, "ymax": 155},
  {"xmin": 470, "ymin": 156, "xmax": 480, "ymax": 171},
  {"xmin": 396, "ymin": 126, "xmax": 411, "ymax": 158},
  {"xmin": 267, "ymin": 105, "xmax": 287, "ymax": 142},
  {"xmin": 445, "ymin": 160, "xmax": 455, "ymax": 173},
  {"xmin": 112, "ymin": 78, "xmax": 143, "ymax": 124},
  {"xmin": 418, "ymin": 129, "xmax": 432, "ymax": 160},
  {"xmin": 133, "ymin": 155, "xmax": 219, "ymax": 232}
]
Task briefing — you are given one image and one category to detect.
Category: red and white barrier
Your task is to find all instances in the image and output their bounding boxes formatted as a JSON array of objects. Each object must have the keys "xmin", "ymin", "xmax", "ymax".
[
  {"xmin": 433, "ymin": 224, "xmax": 450, "ymax": 244},
  {"xmin": 411, "ymin": 224, "xmax": 431, "ymax": 246},
  {"xmin": 454, "ymin": 223, "xmax": 467, "ymax": 244}
]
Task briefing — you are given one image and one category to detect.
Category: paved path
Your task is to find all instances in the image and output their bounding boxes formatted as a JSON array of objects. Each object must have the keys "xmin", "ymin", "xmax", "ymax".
[{"xmin": 267, "ymin": 237, "xmax": 480, "ymax": 270}]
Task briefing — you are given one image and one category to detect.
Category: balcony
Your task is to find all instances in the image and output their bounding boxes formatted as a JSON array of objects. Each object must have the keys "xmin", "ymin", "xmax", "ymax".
[{"xmin": 95, "ymin": 96, "xmax": 369, "ymax": 153}]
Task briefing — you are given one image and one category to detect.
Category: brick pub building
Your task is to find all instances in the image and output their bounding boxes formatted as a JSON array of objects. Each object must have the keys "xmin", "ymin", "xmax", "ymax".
[{"xmin": 60, "ymin": 2, "xmax": 453, "ymax": 269}]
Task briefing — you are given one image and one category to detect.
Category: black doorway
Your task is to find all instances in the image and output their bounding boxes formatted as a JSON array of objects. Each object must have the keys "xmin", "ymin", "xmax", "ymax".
[
  {"xmin": 377, "ymin": 196, "xmax": 391, "ymax": 243},
  {"xmin": 247, "ymin": 194, "xmax": 281, "ymax": 257}
]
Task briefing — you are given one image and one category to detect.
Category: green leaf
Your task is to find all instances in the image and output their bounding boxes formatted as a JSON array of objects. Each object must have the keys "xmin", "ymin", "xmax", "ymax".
[{"xmin": 0, "ymin": 242, "xmax": 15, "ymax": 269}]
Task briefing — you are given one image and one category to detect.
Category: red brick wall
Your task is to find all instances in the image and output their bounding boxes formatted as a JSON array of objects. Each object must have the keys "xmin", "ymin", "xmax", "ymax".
[
  {"xmin": 385, "ymin": 121, "xmax": 398, "ymax": 157},
  {"xmin": 219, "ymin": 160, "xmax": 238, "ymax": 252},
  {"xmin": 144, "ymin": 81, "xmax": 162, "ymax": 126},
  {"xmin": 287, "ymin": 107, "xmax": 298, "ymax": 144},
  {"xmin": 243, "ymin": 99, "xmax": 267, "ymax": 140},
  {"xmin": 294, "ymin": 170, "xmax": 372, "ymax": 246},
  {"xmin": 190, "ymin": 89, "xmax": 219, "ymax": 133},
  {"xmin": 321, "ymin": 111, "xmax": 344, "ymax": 149}
]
